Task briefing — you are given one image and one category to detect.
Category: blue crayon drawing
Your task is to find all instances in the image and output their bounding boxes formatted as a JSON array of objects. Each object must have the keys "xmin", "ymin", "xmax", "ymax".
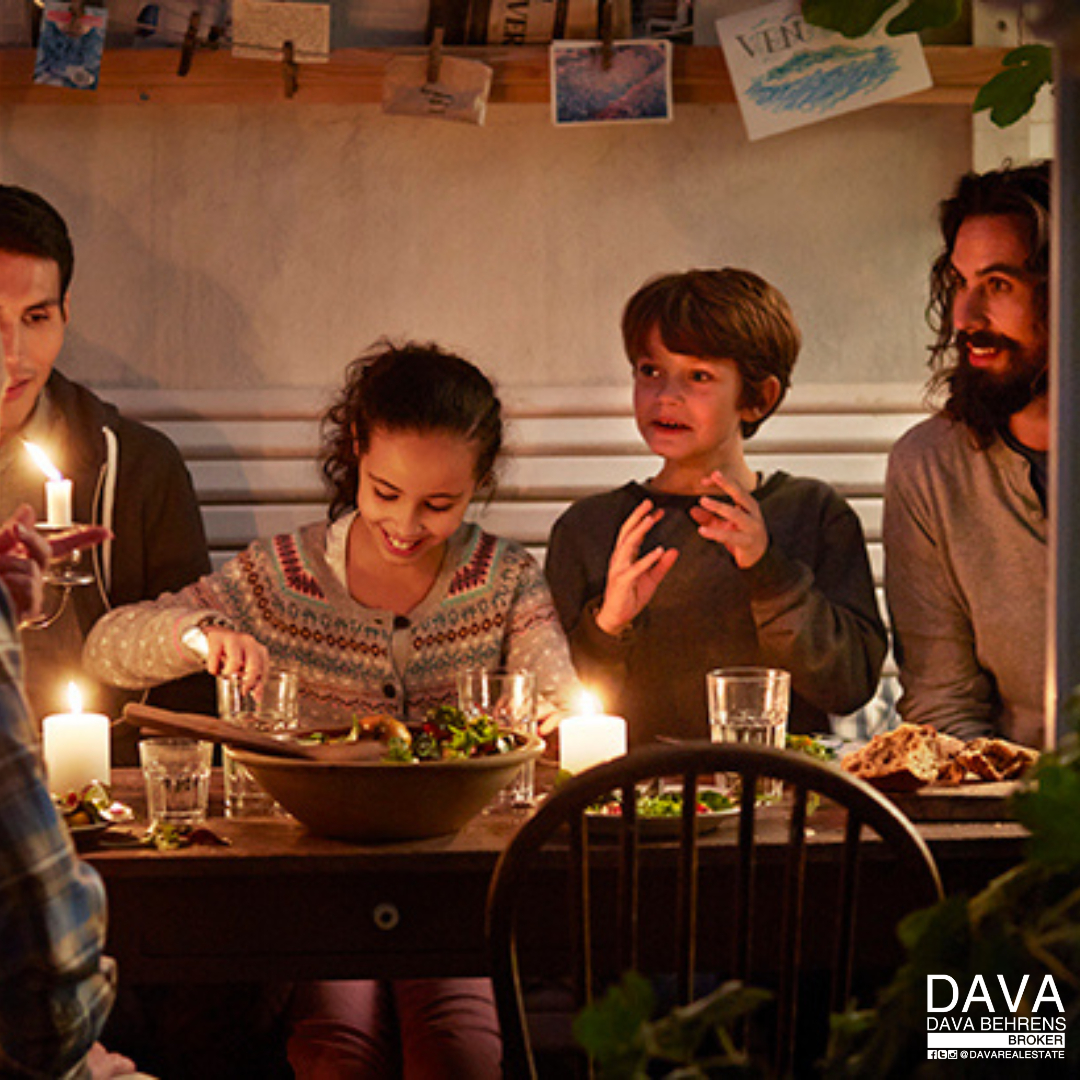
[{"xmin": 747, "ymin": 44, "xmax": 898, "ymax": 114}]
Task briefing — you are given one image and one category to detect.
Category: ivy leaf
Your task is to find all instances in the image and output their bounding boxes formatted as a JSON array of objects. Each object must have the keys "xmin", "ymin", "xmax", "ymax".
[
  {"xmin": 973, "ymin": 44, "xmax": 1053, "ymax": 128},
  {"xmin": 801, "ymin": 0, "xmax": 897, "ymax": 39},
  {"xmin": 885, "ymin": 0, "xmax": 962, "ymax": 36},
  {"xmin": 649, "ymin": 980, "xmax": 772, "ymax": 1062},
  {"xmin": 572, "ymin": 971, "xmax": 655, "ymax": 1076},
  {"xmin": 1012, "ymin": 764, "xmax": 1080, "ymax": 868}
]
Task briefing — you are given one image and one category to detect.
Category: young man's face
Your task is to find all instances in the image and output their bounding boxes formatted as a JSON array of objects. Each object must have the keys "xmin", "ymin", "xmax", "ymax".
[
  {"xmin": 0, "ymin": 251, "xmax": 68, "ymax": 441},
  {"xmin": 949, "ymin": 213, "xmax": 1048, "ymax": 396},
  {"xmin": 631, "ymin": 326, "xmax": 750, "ymax": 474}
]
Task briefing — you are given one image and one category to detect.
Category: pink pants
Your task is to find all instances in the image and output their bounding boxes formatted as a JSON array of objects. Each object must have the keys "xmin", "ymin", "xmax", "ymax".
[{"xmin": 287, "ymin": 978, "xmax": 503, "ymax": 1079}]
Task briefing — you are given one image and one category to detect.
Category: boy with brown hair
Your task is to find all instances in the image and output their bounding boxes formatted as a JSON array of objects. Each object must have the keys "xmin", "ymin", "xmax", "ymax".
[{"xmin": 545, "ymin": 269, "xmax": 886, "ymax": 745}]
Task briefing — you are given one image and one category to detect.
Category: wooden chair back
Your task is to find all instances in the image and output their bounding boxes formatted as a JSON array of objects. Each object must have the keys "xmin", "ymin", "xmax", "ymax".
[{"xmin": 486, "ymin": 742, "xmax": 943, "ymax": 1078}]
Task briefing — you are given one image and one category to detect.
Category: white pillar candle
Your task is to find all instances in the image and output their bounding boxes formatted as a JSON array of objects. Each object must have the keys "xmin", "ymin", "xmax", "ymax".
[
  {"xmin": 46, "ymin": 478, "xmax": 73, "ymax": 527},
  {"xmin": 559, "ymin": 691, "xmax": 627, "ymax": 774},
  {"xmin": 42, "ymin": 684, "xmax": 110, "ymax": 796},
  {"xmin": 24, "ymin": 442, "xmax": 73, "ymax": 526}
]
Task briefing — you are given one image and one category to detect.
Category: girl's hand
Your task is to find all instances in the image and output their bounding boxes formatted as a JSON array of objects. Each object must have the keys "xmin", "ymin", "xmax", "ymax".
[
  {"xmin": 203, "ymin": 627, "xmax": 269, "ymax": 692},
  {"xmin": 596, "ymin": 499, "xmax": 679, "ymax": 636},
  {"xmin": 690, "ymin": 471, "xmax": 769, "ymax": 569}
]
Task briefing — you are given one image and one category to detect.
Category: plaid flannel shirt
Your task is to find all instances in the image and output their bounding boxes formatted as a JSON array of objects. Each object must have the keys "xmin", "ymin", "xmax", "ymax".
[{"xmin": 0, "ymin": 584, "xmax": 115, "ymax": 1079}]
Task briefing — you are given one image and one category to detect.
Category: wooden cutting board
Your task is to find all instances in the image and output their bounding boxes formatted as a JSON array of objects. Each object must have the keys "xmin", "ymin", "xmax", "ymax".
[{"xmin": 886, "ymin": 780, "xmax": 1023, "ymax": 821}]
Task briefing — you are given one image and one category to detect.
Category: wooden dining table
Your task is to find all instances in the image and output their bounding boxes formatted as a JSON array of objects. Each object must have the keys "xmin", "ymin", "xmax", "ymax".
[{"xmin": 85, "ymin": 766, "xmax": 1032, "ymax": 986}]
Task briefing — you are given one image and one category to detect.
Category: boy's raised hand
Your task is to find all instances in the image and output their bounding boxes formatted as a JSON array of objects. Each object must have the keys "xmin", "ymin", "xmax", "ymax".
[
  {"xmin": 691, "ymin": 471, "xmax": 769, "ymax": 569},
  {"xmin": 596, "ymin": 499, "xmax": 679, "ymax": 637}
]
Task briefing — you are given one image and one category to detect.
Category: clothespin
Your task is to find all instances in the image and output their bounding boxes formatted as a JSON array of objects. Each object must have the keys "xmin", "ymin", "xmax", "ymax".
[
  {"xmin": 67, "ymin": 0, "xmax": 85, "ymax": 37},
  {"xmin": 178, "ymin": 10, "xmax": 201, "ymax": 77},
  {"xmin": 282, "ymin": 40, "xmax": 299, "ymax": 98},
  {"xmin": 427, "ymin": 24, "xmax": 445, "ymax": 86},
  {"xmin": 600, "ymin": 0, "xmax": 614, "ymax": 71}
]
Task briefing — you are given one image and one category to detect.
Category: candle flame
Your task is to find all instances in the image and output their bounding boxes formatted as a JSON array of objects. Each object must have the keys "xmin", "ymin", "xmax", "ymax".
[
  {"xmin": 575, "ymin": 689, "xmax": 601, "ymax": 716},
  {"xmin": 66, "ymin": 682, "xmax": 83, "ymax": 714},
  {"xmin": 24, "ymin": 441, "xmax": 64, "ymax": 482}
]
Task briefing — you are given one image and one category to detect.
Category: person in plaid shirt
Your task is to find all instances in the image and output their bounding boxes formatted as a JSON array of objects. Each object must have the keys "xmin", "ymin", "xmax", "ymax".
[{"xmin": 0, "ymin": 506, "xmax": 131, "ymax": 1079}]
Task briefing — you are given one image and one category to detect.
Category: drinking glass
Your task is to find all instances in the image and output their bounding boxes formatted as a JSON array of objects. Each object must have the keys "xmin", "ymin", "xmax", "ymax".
[
  {"xmin": 457, "ymin": 669, "xmax": 537, "ymax": 809},
  {"xmin": 139, "ymin": 737, "xmax": 213, "ymax": 828},
  {"xmin": 217, "ymin": 670, "xmax": 299, "ymax": 817},
  {"xmin": 707, "ymin": 667, "xmax": 791, "ymax": 800}
]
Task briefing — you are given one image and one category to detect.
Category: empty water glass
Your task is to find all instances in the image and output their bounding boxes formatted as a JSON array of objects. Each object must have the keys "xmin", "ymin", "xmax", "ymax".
[
  {"xmin": 217, "ymin": 670, "xmax": 299, "ymax": 817},
  {"xmin": 457, "ymin": 668, "xmax": 537, "ymax": 809},
  {"xmin": 707, "ymin": 667, "xmax": 791, "ymax": 800},
  {"xmin": 139, "ymin": 737, "xmax": 213, "ymax": 828}
]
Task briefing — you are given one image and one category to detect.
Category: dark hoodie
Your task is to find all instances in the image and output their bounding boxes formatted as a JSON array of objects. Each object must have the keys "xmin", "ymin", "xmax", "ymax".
[{"xmin": 3, "ymin": 370, "xmax": 215, "ymax": 761}]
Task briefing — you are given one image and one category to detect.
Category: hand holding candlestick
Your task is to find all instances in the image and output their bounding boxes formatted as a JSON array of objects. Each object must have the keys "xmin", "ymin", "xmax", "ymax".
[{"xmin": 0, "ymin": 504, "xmax": 111, "ymax": 629}]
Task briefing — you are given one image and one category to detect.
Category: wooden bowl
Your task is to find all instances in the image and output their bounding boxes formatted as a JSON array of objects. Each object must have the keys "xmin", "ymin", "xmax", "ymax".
[{"xmin": 230, "ymin": 734, "xmax": 545, "ymax": 842}]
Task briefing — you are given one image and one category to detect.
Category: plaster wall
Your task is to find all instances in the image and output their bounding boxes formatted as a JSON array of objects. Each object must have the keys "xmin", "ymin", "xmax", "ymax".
[{"xmin": 0, "ymin": 99, "xmax": 971, "ymax": 394}]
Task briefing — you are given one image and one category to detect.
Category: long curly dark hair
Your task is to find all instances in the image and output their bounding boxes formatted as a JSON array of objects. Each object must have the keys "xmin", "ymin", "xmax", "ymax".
[
  {"xmin": 320, "ymin": 340, "xmax": 504, "ymax": 522},
  {"xmin": 926, "ymin": 162, "xmax": 1051, "ymax": 445}
]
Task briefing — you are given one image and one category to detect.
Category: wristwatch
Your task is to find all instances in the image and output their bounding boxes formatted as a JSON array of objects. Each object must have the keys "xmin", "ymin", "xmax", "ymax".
[{"xmin": 180, "ymin": 614, "xmax": 232, "ymax": 662}]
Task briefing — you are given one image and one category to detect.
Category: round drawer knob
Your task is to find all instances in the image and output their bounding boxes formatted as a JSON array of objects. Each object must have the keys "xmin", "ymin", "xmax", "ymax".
[{"xmin": 372, "ymin": 902, "xmax": 400, "ymax": 931}]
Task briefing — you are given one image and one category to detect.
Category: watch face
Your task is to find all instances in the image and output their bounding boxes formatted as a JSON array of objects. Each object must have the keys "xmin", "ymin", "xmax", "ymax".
[{"xmin": 181, "ymin": 625, "xmax": 210, "ymax": 661}]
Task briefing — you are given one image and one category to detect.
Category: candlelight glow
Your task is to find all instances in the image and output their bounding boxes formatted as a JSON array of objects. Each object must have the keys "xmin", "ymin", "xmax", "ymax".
[
  {"xmin": 574, "ymin": 689, "xmax": 601, "ymax": 716},
  {"xmin": 24, "ymin": 440, "xmax": 63, "ymax": 481},
  {"xmin": 559, "ymin": 689, "xmax": 627, "ymax": 774},
  {"xmin": 24, "ymin": 440, "xmax": 73, "ymax": 526},
  {"xmin": 42, "ymin": 682, "xmax": 110, "ymax": 795}
]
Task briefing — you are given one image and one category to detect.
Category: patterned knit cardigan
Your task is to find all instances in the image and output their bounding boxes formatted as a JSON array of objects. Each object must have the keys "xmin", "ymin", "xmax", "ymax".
[{"xmin": 84, "ymin": 519, "xmax": 579, "ymax": 728}]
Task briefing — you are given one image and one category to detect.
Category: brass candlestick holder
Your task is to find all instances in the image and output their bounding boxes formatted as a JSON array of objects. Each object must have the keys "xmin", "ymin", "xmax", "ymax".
[{"xmin": 21, "ymin": 523, "xmax": 96, "ymax": 631}]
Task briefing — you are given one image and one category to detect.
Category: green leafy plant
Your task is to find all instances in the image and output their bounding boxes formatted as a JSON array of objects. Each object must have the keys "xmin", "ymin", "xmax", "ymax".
[
  {"xmin": 574, "ymin": 971, "xmax": 773, "ymax": 1079},
  {"xmin": 802, "ymin": 0, "xmax": 1054, "ymax": 127}
]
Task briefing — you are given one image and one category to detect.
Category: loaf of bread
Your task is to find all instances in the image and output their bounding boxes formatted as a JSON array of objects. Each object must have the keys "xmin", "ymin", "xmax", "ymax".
[
  {"xmin": 954, "ymin": 737, "xmax": 1038, "ymax": 782},
  {"xmin": 840, "ymin": 723, "xmax": 959, "ymax": 791},
  {"xmin": 840, "ymin": 723, "xmax": 1035, "ymax": 791}
]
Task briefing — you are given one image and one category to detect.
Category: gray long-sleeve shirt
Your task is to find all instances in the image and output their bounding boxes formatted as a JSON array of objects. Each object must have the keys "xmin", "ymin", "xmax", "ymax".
[
  {"xmin": 883, "ymin": 415, "xmax": 1047, "ymax": 748},
  {"xmin": 545, "ymin": 475, "xmax": 886, "ymax": 746}
]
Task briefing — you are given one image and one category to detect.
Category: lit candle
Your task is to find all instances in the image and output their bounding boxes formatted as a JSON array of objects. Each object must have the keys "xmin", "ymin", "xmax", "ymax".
[
  {"xmin": 24, "ymin": 442, "xmax": 73, "ymax": 527},
  {"xmin": 42, "ymin": 683, "xmax": 110, "ymax": 796},
  {"xmin": 559, "ymin": 690, "xmax": 627, "ymax": 774}
]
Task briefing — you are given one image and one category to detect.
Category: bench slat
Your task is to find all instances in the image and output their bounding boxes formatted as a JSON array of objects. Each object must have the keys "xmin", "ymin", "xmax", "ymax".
[
  {"xmin": 187, "ymin": 453, "xmax": 894, "ymax": 505},
  {"xmin": 151, "ymin": 410, "xmax": 925, "ymax": 461}
]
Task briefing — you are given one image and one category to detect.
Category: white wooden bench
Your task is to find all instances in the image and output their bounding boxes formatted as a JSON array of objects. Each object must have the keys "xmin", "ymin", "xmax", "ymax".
[
  {"xmin": 109, "ymin": 381, "xmax": 928, "ymax": 733},
  {"xmin": 107, "ymin": 382, "xmax": 928, "ymax": 593}
]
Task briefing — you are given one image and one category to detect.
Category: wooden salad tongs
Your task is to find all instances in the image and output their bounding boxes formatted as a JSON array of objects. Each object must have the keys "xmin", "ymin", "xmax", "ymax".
[{"xmin": 123, "ymin": 703, "xmax": 386, "ymax": 763}]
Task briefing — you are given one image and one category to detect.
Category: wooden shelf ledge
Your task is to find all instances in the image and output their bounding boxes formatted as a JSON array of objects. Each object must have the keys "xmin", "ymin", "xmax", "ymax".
[{"xmin": 0, "ymin": 45, "xmax": 1005, "ymax": 107}]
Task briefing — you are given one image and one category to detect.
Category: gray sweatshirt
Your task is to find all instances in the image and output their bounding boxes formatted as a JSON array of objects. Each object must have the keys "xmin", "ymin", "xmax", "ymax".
[
  {"xmin": 545, "ymin": 475, "xmax": 886, "ymax": 746},
  {"xmin": 883, "ymin": 414, "xmax": 1047, "ymax": 748}
]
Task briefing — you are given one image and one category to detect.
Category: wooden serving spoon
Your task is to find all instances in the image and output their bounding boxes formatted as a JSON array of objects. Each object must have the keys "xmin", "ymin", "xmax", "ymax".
[{"xmin": 123, "ymin": 703, "xmax": 387, "ymax": 763}]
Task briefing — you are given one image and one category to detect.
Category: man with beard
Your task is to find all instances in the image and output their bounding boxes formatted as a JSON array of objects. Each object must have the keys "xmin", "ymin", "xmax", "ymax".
[{"xmin": 883, "ymin": 161, "xmax": 1050, "ymax": 748}]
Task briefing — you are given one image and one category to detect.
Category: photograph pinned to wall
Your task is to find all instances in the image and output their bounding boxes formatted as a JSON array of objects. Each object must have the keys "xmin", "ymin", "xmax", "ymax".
[
  {"xmin": 383, "ymin": 52, "xmax": 493, "ymax": 125},
  {"xmin": 550, "ymin": 39, "xmax": 672, "ymax": 127},
  {"xmin": 34, "ymin": 1, "xmax": 108, "ymax": 89},
  {"xmin": 232, "ymin": 0, "xmax": 328, "ymax": 62},
  {"xmin": 716, "ymin": 0, "xmax": 931, "ymax": 141}
]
